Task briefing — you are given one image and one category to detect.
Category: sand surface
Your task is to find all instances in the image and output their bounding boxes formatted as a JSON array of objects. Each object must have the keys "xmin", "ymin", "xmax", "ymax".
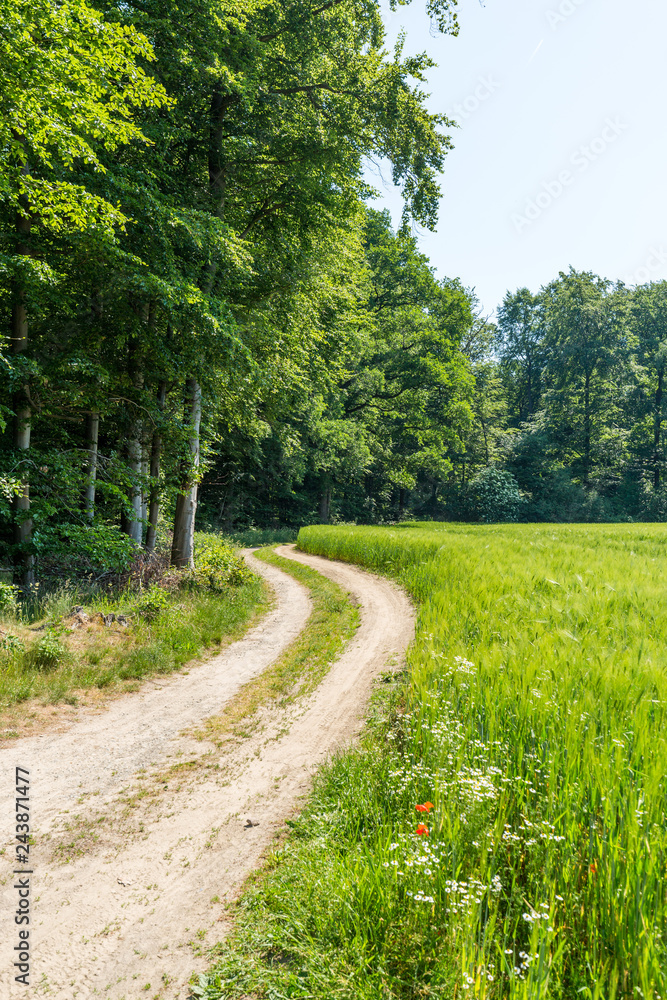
[{"xmin": 0, "ymin": 546, "xmax": 414, "ymax": 999}]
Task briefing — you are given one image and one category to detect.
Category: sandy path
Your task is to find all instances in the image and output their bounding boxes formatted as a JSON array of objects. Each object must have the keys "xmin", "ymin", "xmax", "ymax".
[{"xmin": 0, "ymin": 546, "xmax": 414, "ymax": 999}]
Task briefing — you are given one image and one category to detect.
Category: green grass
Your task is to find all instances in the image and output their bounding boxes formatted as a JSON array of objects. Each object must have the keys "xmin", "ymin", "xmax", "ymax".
[
  {"xmin": 223, "ymin": 527, "xmax": 299, "ymax": 547},
  {"xmin": 0, "ymin": 535, "xmax": 267, "ymax": 718},
  {"xmin": 197, "ymin": 546, "xmax": 359, "ymax": 742},
  {"xmin": 195, "ymin": 523, "xmax": 667, "ymax": 1000}
]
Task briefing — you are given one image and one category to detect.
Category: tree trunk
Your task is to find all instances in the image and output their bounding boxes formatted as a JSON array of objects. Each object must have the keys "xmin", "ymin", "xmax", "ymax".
[
  {"xmin": 83, "ymin": 410, "xmax": 99, "ymax": 521},
  {"xmin": 318, "ymin": 474, "xmax": 332, "ymax": 524},
  {"xmin": 171, "ymin": 379, "xmax": 202, "ymax": 568},
  {"xmin": 655, "ymin": 369, "xmax": 664, "ymax": 490},
  {"xmin": 11, "ymin": 212, "xmax": 34, "ymax": 586},
  {"xmin": 123, "ymin": 419, "xmax": 144, "ymax": 544},
  {"xmin": 140, "ymin": 430, "xmax": 150, "ymax": 526},
  {"xmin": 145, "ymin": 382, "xmax": 166, "ymax": 553},
  {"xmin": 121, "ymin": 334, "xmax": 144, "ymax": 544}
]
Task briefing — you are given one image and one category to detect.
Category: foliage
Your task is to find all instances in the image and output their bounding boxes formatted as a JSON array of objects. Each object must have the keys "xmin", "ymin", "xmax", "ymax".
[
  {"xmin": 0, "ymin": 0, "xmax": 167, "ymax": 231},
  {"xmin": 199, "ymin": 268, "xmax": 667, "ymax": 529},
  {"xmin": 199, "ymin": 209, "xmax": 475, "ymax": 528},
  {"xmin": 33, "ymin": 524, "xmax": 139, "ymax": 575},
  {"xmin": 0, "ymin": 632, "xmax": 23, "ymax": 653},
  {"xmin": 463, "ymin": 467, "xmax": 524, "ymax": 523},
  {"xmin": 183, "ymin": 533, "xmax": 254, "ymax": 590},
  {"xmin": 0, "ymin": 581, "xmax": 19, "ymax": 614},
  {"xmin": 27, "ymin": 631, "xmax": 68, "ymax": 672},
  {"xmin": 133, "ymin": 586, "xmax": 171, "ymax": 622},
  {"xmin": 0, "ymin": 0, "xmax": 466, "ymax": 579}
]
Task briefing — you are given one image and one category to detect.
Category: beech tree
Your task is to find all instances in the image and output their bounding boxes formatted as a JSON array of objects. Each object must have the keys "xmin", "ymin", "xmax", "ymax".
[
  {"xmin": 0, "ymin": 0, "xmax": 166, "ymax": 582},
  {"xmin": 0, "ymin": 0, "xmax": 468, "ymax": 578}
]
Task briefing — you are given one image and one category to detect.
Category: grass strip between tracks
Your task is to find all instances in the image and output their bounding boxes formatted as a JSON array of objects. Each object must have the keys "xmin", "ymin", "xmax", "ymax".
[{"xmin": 195, "ymin": 546, "xmax": 360, "ymax": 745}]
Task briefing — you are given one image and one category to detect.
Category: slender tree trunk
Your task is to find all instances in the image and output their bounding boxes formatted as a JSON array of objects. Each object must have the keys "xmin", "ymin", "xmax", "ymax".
[
  {"xmin": 124, "ymin": 418, "xmax": 144, "ymax": 544},
  {"xmin": 318, "ymin": 474, "xmax": 332, "ymax": 524},
  {"xmin": 121, "ymin": 332, "xmax": 144, "ymax": 544},
  {"xmin": 171, "ymin": 378, "xmax": 202, "ymax": 568},
  {"xmin": 11, "ymin": 212, "xmax": 34, "ymax": 586},
  {"xmin": 83, "ymin": 410, "xmax": 99, "ymax": 521},
  {"xmin": 145, "ymin": 382, "xmax": 166, "ymax": 553},
  {"xmin": 140, "ymin": 430, "xmax": 150, "ymax": 526},
  {"xmin": 655, "ymin": 369, "xmax": 664, "ymax": 490}
]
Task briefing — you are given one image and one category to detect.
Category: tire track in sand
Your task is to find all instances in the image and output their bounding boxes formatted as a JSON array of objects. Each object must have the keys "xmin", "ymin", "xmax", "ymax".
[{"xmin": 0, "ymin": 546, "xmax": 414, "ymax": 999}]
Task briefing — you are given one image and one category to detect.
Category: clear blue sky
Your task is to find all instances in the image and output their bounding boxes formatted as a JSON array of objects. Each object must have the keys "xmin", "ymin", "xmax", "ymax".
[{"xmin": 367, "ymin": 0, "xmax": 667, "ymax": 318}]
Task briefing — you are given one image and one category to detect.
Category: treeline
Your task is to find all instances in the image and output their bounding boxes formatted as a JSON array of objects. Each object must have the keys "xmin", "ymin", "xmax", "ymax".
[
  {"xmin": 475, "ymin": 271, "xmax": 667, "ymax": 523},
  {"xmin": 6, "ymin": 0, "xmax": 663, "ymax": 577},
  {"xmin": 200, "ymin": 268, "xmax": 667, "ymax": 528},
  {"xmin": 0, "ymin": 0, "xmax": 463, "ymax": 584}
]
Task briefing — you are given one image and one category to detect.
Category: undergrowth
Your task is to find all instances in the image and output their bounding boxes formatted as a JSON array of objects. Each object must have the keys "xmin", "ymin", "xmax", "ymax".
[
  {"xmin": 0, "ymin": 533, "xmax": 266, "ymax": 721},
  {"xmin": 194, "ymin": 522, "xmax": 667, "ymax": 1000}
]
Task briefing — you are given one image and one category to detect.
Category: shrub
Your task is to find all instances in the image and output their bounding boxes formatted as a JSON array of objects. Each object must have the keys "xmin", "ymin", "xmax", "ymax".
[
  {"xmin": 134, "ymin": 586, "xmax": 171, "ymax": 622},
  {"xmin": 187, "ymin": 533, "xmax": 254, "ymax": 590},
  {"xmin": 463, "ymin": 467, "xmax": 524, "ymax": 523},
  {"xmin": 33, "ymin": 523, "xmax": 138, "ymax": 575},
  {"xmin": 637, "ymin": 483, "xmax": 667, "ymax": 522},
  {"xmin": 28, "ymin": 632, "xmax": 67, "ymax": 671},
  {"xmin": 0, "ymin": 581, "xmax": 19, "ymax": 615},
  {"xmin": 0, "ymin": 633, "xmax": 24, "ymax": 654}
]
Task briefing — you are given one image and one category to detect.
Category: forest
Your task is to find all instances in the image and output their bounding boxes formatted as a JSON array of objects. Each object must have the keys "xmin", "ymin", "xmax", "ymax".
[{"xmin": 3, "ymin": 0, "xmax": 667, "ymax": 589}]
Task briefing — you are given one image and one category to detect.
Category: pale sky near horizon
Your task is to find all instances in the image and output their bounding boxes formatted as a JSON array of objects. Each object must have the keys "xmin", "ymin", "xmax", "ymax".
[{"xmin": 366, "ymin": 0, "xmax": 667, "ymax": 319}]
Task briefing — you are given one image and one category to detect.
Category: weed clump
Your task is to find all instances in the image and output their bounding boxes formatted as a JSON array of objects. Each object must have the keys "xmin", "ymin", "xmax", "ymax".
[{"xmin": 27, "ymin": 632, "xmax": 68, "ymax": 672}]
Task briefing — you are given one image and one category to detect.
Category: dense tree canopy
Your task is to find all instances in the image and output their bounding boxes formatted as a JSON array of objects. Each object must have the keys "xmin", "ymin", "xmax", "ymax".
[
  {"xmin": 4, "ymin": 0, "xmax": 667, "ymax": 587},
  {"xmin": 0, "ymin": 0, "xmax": 470, "ymax": 582}
]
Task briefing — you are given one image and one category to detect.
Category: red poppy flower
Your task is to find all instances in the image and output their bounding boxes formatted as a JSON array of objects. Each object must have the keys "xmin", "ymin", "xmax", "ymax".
[
  {"xmin": 416, "ymin": 823, "xmax": 429, "ymax": 836},
  {"xmin": 415, "ymin": 802, "xmax": 434, "ymax": 813}
]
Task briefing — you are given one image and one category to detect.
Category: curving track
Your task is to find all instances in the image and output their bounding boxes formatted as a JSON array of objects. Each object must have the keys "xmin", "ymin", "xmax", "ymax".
[{"xmin": 0, "ymin": 546, "xmax": 414, "ymax": 999}]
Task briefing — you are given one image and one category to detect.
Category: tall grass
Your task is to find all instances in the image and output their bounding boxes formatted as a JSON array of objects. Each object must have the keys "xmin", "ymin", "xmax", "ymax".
[
  {"xmin": 197, "ymin": 523, "xmax": 667, "ymax": 1000},
  {"xmin": 223, "ymin": 527, "xmax": 299, "ymax": 548}
]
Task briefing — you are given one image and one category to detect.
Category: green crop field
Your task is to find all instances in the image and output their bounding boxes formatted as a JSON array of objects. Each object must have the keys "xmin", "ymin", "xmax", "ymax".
[
  {"xmin": 294, "ymin": 523, "xmax": 667, "ymax": 998},
  {"xmin": 201, "ymin": 523, "xmax": 667, "ymax": 1000}
]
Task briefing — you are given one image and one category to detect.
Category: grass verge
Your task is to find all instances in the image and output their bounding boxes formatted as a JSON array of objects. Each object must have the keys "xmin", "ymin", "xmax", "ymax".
[
  {"xmin": 195, "ymin": 546, "xmax": 359, "ymax": 744},
  {"xmin": 194, "ymin": 522, "xmax": 667, "ymax": 1000},
  {"xmin": 0, "ymin": 535, "xmax": 267, "ymax": 731},
  {"xmin": 223, "ymin": 527, "xmax": 298, "ymax": 547}
]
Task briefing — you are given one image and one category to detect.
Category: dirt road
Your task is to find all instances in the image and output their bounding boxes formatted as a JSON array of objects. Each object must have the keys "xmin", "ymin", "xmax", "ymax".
[{"xmin": 0, "ymin": 546, "xmax": 414, "ymax": 999}]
